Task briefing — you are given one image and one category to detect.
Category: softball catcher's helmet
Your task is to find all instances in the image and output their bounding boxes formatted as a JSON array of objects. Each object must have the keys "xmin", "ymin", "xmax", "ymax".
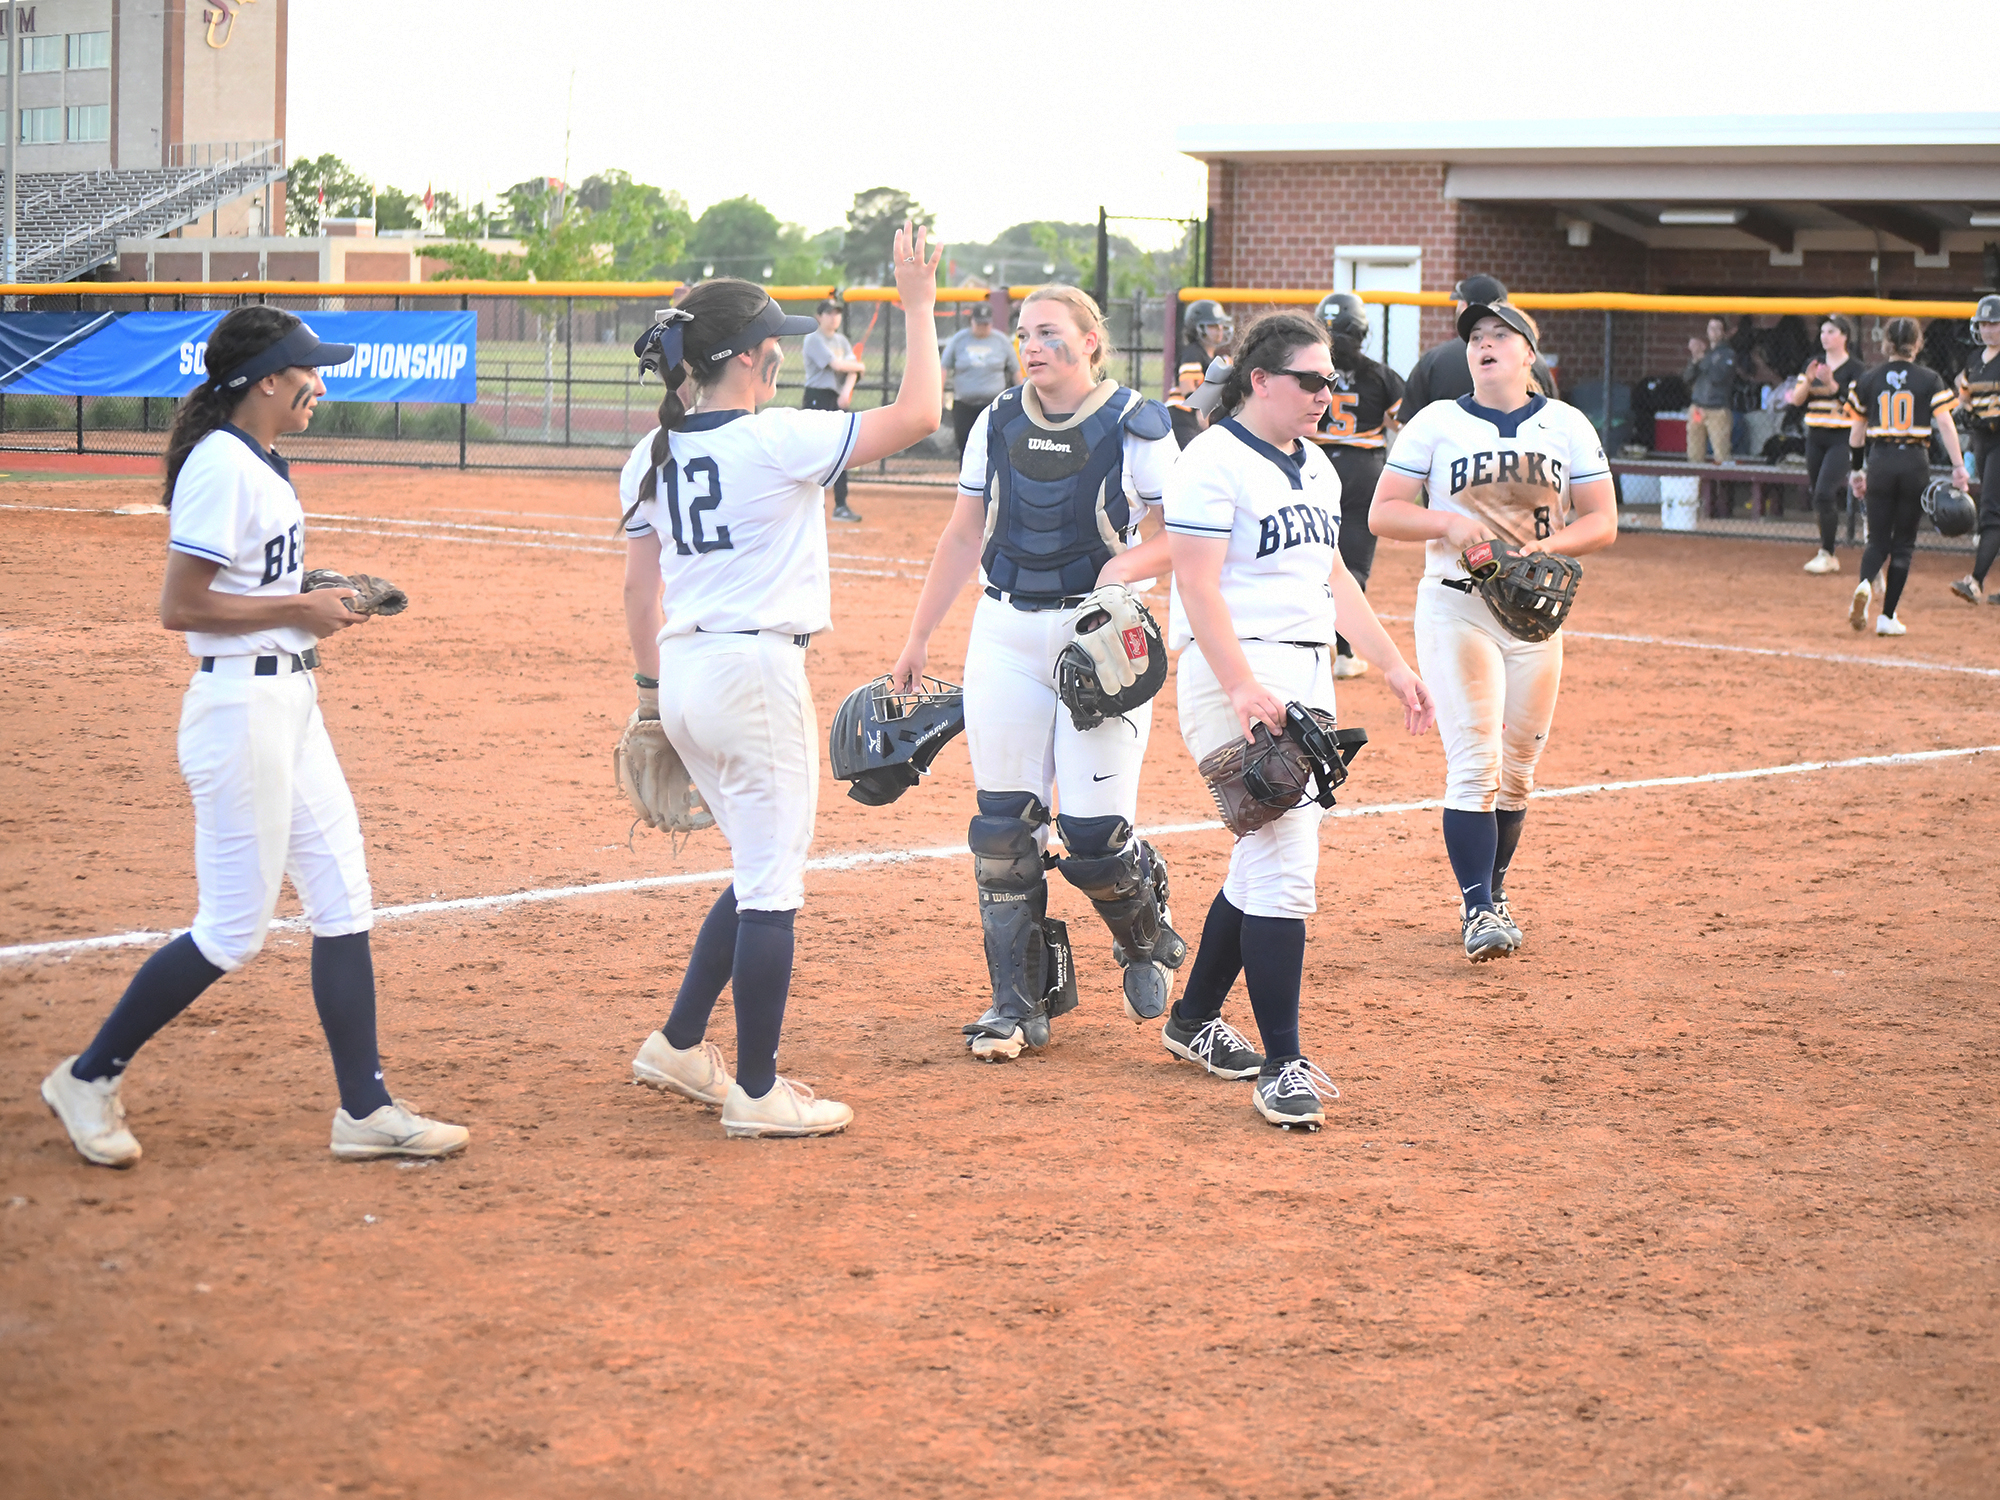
[
  {"xmin": 1182, "ymin": 299, "xmax": 1233, "ymax": 345},
  {"xmin": 1315, "ymin": 292, "xmax": 1368, "ymax": 342},
  {"xmin": 828, "ymin": 675, "xmax": 965, "ymax": 806},
  {"xmin": 1923, "ymin": 478, "xmax": 1976, "ymax": 538}
]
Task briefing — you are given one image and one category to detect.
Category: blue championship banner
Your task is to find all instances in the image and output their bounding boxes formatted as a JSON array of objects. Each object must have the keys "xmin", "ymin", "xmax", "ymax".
[{"xmin": 0, "ymin": 310, "xmax": 477, "ymax": 402}]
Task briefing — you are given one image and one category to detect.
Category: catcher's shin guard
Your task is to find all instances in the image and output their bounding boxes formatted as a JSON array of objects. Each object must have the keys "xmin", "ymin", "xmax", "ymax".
[
  {"xmin": 963, "ymin": 793, "xmax": 1066, "ymax": 1058},
  {"xmin": 1054, "ymin": 816, "xmax": 1188, "ymax": 1024}
]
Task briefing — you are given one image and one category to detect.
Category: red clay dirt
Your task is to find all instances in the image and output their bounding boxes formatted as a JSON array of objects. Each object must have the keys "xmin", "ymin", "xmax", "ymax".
[{"xmin": 2, "ymin": 469, "xmax": 1997, "ymax": 1498}]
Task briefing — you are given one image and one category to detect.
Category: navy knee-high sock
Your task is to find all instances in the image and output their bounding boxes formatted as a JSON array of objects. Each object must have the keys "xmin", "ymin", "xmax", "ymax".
[
  {"xmin": 312, "ymin": 932, "xmax": 393, "ymax": 1118},
  {"xmin": 1491, "ymin": 809, "xmax": 1527, "ymax": 899},
  {"xmin": 1172, "ymin": 888, "xmax": 1244, "ymax": 1024},
  {"xmin": 731, "ymin": 909, "xmax": 796, "ymax": 1099},
  {"xmin": 1441, "ymin": 808, "xmax": 1499, "ymax": 912},
  {"xmin": 663, "ymin": 884, "xmax": 739, "ymax": 1048},
  {"xmin": 1239, "ymin": 915, "xmax": 1305, "ymax": 1062},
  {"xmin": 72, "ymin": 933, "xmax": 224, "ymax": 1082}
]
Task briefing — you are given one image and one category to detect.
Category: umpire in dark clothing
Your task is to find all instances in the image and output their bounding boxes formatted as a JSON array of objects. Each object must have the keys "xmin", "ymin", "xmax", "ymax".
[{"xmin": 1400, "ymin": 274, "xmax": 1559, "ymax": 419}]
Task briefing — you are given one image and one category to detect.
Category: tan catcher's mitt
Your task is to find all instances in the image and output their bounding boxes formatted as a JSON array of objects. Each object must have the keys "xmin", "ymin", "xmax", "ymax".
[
  {"xmin": 1197, "ymin": 703, "xmax": 1368, "ymax": 839},
  {"xmin": 302, "ymin": 568, "xmax": 409, "ymax": 616},
  {"xmin": 614, "ymin": 687, "xmax": 715, "ymax": 839}
]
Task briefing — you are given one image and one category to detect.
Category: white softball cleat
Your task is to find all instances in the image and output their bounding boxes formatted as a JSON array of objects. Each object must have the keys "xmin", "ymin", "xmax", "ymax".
[
  {"xmin": 42, "ymin": 1057, "xmax": 142, "ymax": 1168},
  {"xmin": 721, "ymin": 1077, "xmax": 853, "ymax": 1139},
  {"xmin": 1875, "ymin": 613, "xmax": 1907, "ymax": 636},
  {"xmin": 632, "ymin": 1030, "xmax": 733, "ymax": 1105},
  {"xmin": 1847, "ymin": 580, "xmax": 1871, "ymax": 631},
  {"xmin": 1333, "ymin": 654, "xmax": 1369, "ymax": 679},
  {"xmin": 331, "ymin": 1100, "xmax": 470, "ymax": 1161},
  {"xmin": 1803, "ymin": 550, "xmax": 1840, "ymax": 574}
]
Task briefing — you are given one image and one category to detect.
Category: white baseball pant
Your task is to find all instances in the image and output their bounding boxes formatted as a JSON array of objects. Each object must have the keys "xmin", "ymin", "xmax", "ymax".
[
  {"xmin": 1177, "ymin": 638, "xmax": 1336, "ymax": 919},
  {"xmin": 962, "ymin": 593, "xmax": 1154, "ymax": 830},
  {"xmin": 657, "ymin": 631, "xmax": 818, "ymax": 911},
  {"xmin": 1412, "ymin": 578, "xmax": 1563, "ymax": 812},
  {"xmin": 178, "ymin": 662, "xmax": 373, "ymax": 972}
]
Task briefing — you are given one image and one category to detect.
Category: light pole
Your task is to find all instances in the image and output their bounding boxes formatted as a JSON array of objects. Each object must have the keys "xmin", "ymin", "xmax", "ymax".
[{"xmin": 4, "ymin": 0, "xmax": 19, "ymax": 292}]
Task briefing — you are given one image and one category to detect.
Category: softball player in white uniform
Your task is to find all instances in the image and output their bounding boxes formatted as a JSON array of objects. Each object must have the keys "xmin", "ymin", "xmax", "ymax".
[
  {"xmin": 1370, "ymin": 302, "xmax": 1617, "ymax": 962},
  {"xmin": 622, "ymin": 232, "xmax": 942, "ymax": 1138},
  {"xmin": 1166, "ymin": 312, "xmax": 1434, "ymax": 1129},
  {"xmin": 40, "ymin": 308, "xmax": 468, "ymax": 1168},
  {"xmin": 892, "ymin": 285, "xmax": 1185, "ymax": 1061}
]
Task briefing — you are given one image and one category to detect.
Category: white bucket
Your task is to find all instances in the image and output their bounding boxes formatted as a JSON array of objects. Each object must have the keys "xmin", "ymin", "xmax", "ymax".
[{"xmin": 1660, "ymin": 475, "xmax": 1700, "ymax": 532}]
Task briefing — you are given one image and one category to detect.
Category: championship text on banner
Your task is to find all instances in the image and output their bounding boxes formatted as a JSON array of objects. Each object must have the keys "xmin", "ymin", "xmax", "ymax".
[{"xmin": 0, "ymin": 311, "xmax": 477, "ymax": 402}]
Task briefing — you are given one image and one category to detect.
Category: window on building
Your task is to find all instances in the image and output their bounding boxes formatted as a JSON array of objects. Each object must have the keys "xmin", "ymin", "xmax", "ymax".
[
  {"xmin": 19, "ymin": 106, "xmax": 62, "ymax": 144},
  {"xmin": 21, "ymin": 35, "xmax": 64, "ymax": 72},
  {"xmin": 67, "ymin": 104, "xmax": 109, "ymax": 142},
  {"xmin": 68, "ymin": 31, "xmax": 110, "ymax": 70}
]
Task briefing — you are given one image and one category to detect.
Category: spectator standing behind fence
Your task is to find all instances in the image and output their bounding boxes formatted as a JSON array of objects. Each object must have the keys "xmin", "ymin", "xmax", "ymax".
[
  {"xmin": 804, "ymin": 299, "xmax": 866, "ymax": 522},
  {"xmin": 1845, "ymin": 317, "xmax": 1969, "ymax": 637},
  {"xmin": 1948, "ymin": 297, "xmax": 2000, "ymax": 606},
  {"xmin": 1791, "ymin": 314, "xmax": 1864, "ymax": 574},
  {"xmin": 1683, "ymin": 317, "xmax": 1738, "ymax": 465},
  {"xmin": 941, "ymin": 304, "xmax": 1020, "ymax": 457},
  {"xmin": 1399, "ymin": 274, "xmax": 1559, "ymax": 422}
]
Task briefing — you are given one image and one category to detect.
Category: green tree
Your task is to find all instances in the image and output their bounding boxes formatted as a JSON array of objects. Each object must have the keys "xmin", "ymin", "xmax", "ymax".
[
  {"xmin": 374, "ymin": 186, "xmax": 423, "ymax": 232},
  {"xmin": 684, "ymin": 196, "xmax": 782, "ymax": 278},
  {"xmin": 577, "ymin": 170, "xmax": 694, "ymax": 280},
  {"xmin": 844, "ymin": 187, "xmax": 932, "ymax": 284},
  {"xmin": 285, "ymin": 153, "xmax": 371, "ymax": 235},
  {"xmin": 773, "ymin": 225, "xmax": 840, "ymax": 286}
]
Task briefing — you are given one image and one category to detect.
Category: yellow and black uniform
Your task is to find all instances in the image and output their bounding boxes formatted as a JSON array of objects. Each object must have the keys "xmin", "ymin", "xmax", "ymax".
[
  {"xmin": 1954, "ymin": 348, "xmax": 2000, "ymax": 585},
  {"xmin": 1801, "ymin": 357, "xmax": 1864, "ymax": 553},
  {"xmin": 1307, "ymin": 352, "xmax": 1405, "ymax": 661},
  {"xmin": 1847, "ymin": 360, "xmax": 1958, "ymax": 618}
]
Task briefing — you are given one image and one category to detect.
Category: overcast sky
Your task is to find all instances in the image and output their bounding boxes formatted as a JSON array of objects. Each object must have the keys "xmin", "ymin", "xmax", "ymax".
[{"xmin": 290, "ymin": 0, "xmax": 1992, "ymax": 250}]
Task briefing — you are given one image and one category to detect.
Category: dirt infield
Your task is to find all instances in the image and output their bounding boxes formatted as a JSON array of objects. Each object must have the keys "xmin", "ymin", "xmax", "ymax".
[{"xmin": 3, "ymin": 468, "xmax": 1997, "ymax": 1499}]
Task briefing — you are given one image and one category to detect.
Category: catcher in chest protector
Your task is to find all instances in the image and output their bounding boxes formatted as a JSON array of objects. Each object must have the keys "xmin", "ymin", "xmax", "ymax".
[
  {"xmin": 614, "ymin": 228, "xmax": 945, "ymax": 1140},
  {"xmin": 1165, "ymin": 312, "xmax": 1435, "ymax": 1131},
  {"xmin": 890, "ymin": 283, "xmax": 1186, "ymax": 1064},
  {"xmin": 1369, "ymin": 300, "xmax": 1617, "ymax": 965}
]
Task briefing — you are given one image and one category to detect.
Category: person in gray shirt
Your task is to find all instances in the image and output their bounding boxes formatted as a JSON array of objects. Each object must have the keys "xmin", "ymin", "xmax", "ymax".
[
  {"xmin": 941, "ymin": 304, "xmax": 1020, "ymax": 455},
  {"xmin": 1683, "ymin": 317, "xmax": 1739, "ymax": 464},
  {"xmin": 803, "ymin": 298, "xmax": 867, "ymax": 520}
]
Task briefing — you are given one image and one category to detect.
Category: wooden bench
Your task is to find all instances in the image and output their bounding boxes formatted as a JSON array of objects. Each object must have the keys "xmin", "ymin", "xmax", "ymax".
[{"xmin": 1611, "ymin": 458, "xmax": 1813, "ymax": 519}]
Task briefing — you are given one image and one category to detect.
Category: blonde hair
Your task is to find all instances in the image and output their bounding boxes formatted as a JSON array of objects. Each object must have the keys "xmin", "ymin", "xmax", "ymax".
[{"xmin": 1019, "ymin": 283, "xmax": 1112, "ymax": 376}]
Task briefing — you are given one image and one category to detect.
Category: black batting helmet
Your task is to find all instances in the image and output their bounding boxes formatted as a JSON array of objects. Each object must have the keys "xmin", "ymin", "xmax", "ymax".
[
  {"xmin": 828, "ymin": 675, "xmax": 966, "ymax": 806},
  {"xmin": 1452, "ymin": 274, "xmax": 1509, "ymax": 305},
  {"xmin": 1315, "ymin": 292, "xmax": 1368, "ymax": 342},
  {"xmin": 1923, "ymin": 479, "xmax": 1976, "ymax": 538},
  {"xmin": 1182, "ymin": 299, "xmax": 1233, "ymax": 344},
  {"xmin": 1974, "ymin": 294, "xmax": 2000, "ymax": 337}
]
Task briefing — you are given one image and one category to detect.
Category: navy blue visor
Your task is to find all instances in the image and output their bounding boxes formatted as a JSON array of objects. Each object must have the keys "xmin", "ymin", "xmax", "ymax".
[{"xmin": 216, "ymin": 322, "xmax": 355, "ymax": 392}]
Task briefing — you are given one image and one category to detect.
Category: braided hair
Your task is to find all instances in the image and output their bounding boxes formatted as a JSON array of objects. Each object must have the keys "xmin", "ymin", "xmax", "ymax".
[
  {"xmin": 160, "ymin": 306, "xmax": 300, "ymax": 506},
  {"xmin": 1206, "ymin": 312, "xmax": 1328, "ymax": 423}
]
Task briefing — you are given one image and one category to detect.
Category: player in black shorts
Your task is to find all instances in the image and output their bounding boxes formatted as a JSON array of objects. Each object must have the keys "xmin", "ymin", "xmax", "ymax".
[
  {"xmin": 1306, "ymin": 292, "xmax": 1405, "ymax": 679},
  {"xmin": 1948, "ymin": 296, "xmax": 2000, "ymax": 604},
  {"xmin": 1790, "ymin": 314, "xmax": 1864, "ymax": 574},
  {"xmin": 1845, "ymin": 317, "xmax": 1970, "ymax": 636},
  {"xmin": 1168, "ymin": 299, "xmax": 1233, "ymax": 448}
]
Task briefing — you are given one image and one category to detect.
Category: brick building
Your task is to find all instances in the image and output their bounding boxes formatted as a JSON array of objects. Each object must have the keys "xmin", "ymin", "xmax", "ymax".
[{"xmin": 1179, "ymin": 113, "xmax": 2000, "ymax": 385}]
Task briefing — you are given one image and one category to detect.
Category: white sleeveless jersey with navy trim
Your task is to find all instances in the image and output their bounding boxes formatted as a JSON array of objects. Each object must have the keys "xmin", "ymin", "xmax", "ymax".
[
  {"xmin": 1162, "ymin": 417, "xmax": 1343, "ymax": 650},
  {"xmin": 620, "ymin": 406, "xmax": 859, "ymax": 639},
  {"xmin": 167, "ymin": 425, "xmax": 316, "ymax": 659},
  {"xmin": 1386, "ymin": 394, "xmax": 1609, "ymax": 580}
]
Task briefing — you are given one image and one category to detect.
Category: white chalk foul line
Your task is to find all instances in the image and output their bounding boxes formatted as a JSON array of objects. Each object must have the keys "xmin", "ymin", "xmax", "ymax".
[{"xmin": 5, "ymin": 743, "xmax": 1993, "ymax": 966}]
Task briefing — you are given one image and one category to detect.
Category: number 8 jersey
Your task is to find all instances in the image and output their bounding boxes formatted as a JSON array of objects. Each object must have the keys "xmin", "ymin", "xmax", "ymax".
[
  {"xmin": 1385, "ymin": 393, "xmax": 1609, "ymax": 579},
  {"xmin": 619, "ymin": 407, "xmax": 861, "ymax": 638}
]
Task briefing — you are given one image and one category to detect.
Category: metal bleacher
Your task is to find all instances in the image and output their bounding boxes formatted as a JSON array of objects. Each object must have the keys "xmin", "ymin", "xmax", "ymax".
[{"xmin": 7, "ymin": 140, "xmax": 285, "ymax": 284}]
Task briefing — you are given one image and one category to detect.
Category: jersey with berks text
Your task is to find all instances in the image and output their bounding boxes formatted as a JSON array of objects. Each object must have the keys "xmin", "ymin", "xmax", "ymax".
[
  {"xmin": 167, "ymin": 425, "xmax": 317, "ymax": 659},
  {"xmin": 1385, "ymin": 393, "xmax": 1610, "ymax": 580},
  {"xmin": 620, "ymin": 406, "xmax": 860, "ymax": 640},
  {"xmin": 1163, "ymin": 417, "xmax": 1343, "ymax": 650}
]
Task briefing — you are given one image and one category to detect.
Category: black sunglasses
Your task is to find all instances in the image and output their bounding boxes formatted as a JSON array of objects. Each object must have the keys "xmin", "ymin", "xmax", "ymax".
[{"xmin": 1273, "ymin": 368, "xmax": 1335, "ymax": 394}]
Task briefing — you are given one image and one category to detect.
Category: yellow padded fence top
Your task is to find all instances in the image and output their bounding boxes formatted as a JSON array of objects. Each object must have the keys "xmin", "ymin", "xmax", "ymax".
[{"xmin": 1177, "ymin": 287, "xmax": 1982, "ymax": 319}]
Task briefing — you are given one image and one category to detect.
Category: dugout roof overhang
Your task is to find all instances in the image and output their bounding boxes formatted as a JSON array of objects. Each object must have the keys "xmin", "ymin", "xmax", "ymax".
[{"xmin": 1177, "ymin": 113, "xmax": 2000, "ymax": 257}]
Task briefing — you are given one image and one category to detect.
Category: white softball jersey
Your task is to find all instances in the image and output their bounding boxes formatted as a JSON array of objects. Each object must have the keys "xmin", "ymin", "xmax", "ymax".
[
  {"xmin": 620, "ymin": 406, "xmax": 860, "ymax": 639},
  {"xmin": 1385, "ymin": 394, "xmax": 1609, "ymax": 580},
  {"xmin": 1162, "ymin": 418, "xmax": 1344, "ymax": 651},
  {"xmin": 167, "ymin": 426, "xmax": 318, "ymax": 659}
]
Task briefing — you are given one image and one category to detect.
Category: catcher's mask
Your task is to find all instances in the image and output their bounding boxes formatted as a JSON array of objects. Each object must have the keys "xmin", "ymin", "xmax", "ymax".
[
  {"xmin": 828, "ymin": 674, "xmax": 966, "ymax": 806},
  {"xmin": 1245, "ymin": 705, "xmax": 1366, "ymax": 811},
  {"xmin": 1923, "ymin": 478, "xmax": 1976, "ymax": 538}
]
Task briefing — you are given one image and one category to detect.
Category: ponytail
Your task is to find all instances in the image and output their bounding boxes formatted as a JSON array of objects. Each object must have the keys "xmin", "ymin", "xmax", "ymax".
[
  {"xmin": 627, "ymin": 276, "xmax": 773, "ymax": 522},
  {"xmin": 161, "ymin": 305, "xmax": 300, "ymax": 505},
  {"xmin": 1208, "ymin": 312, "xmax": 1327, "ymax": 423}
]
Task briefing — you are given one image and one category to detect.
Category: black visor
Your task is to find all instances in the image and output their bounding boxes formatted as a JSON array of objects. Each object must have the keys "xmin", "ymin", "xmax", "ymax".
[
  {"xmin": 1457, "ymin": 302, "xmax": 1538, "ymax": 351},
  {"xmin": 688, "ymin": 298, "xmax": 817, "ymax": 366},
  {"xmin": 216, "ymin": 321, "xmax": 355, "ymax": 391}
]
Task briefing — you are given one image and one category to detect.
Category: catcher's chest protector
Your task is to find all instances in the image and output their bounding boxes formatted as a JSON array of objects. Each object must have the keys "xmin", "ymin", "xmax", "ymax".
[{"xmin": 981, "ymin": 388, "xmax": 1134, "ymax": 597}]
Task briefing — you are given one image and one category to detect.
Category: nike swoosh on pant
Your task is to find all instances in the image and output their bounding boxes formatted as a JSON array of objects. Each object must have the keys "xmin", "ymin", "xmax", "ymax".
[{"xmin": 1092, "ymin": 773, "xmax": 1117, "ymax": 782}]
